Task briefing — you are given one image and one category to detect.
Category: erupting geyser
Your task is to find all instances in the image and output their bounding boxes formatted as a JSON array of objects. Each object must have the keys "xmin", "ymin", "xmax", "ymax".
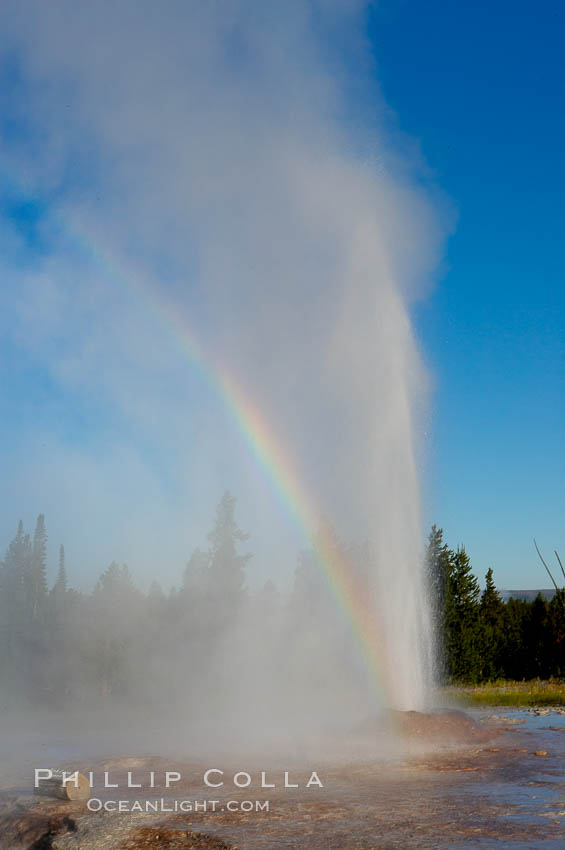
[{"xmin": 0, "ymin": 0, "xmax": 446, "ymax": 740}]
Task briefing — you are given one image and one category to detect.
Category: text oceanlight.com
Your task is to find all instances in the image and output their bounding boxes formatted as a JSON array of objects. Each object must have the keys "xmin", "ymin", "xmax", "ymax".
[
  {"xmin": 34, "ymin": 767, "xmax": 323, "ymax": 814},
  {"xmin": 86, "ymin": 798, "xmax": 270, "ymax": 813}
]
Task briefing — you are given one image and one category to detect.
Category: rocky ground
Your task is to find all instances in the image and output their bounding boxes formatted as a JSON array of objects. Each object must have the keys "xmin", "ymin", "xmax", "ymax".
[{"xmin": 1, "ymin": 710, "xmax": 565, "ymax": 849}]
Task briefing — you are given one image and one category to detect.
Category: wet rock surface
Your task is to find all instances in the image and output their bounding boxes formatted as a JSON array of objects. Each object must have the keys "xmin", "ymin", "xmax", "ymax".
[
  {"xmin": 1, "ymin": 710, "xmax": 565, "ymax": 848},
  {"xmin": 388, "ymin": 708, "xmax": 498, "ymax": 743},
  {"xmin": 528, "ymin": 707, "xmax": 565, "ymax": 716},
  {"xmin": 0, "ymin": 796, "xmax": 236, "ymax": 850},
  {"xmin": 0, "ymin": 795, "xmax": 78, "ymax": 849},
  {"xmin": 119, "ymin": 829, "xmax": 235, "ymax": 849}
]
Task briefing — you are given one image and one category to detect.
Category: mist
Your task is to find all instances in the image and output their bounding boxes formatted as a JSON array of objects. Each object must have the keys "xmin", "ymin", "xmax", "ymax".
[{"xmin": 0, "ymin": 0, "xmax": 449, "ymax": 753}]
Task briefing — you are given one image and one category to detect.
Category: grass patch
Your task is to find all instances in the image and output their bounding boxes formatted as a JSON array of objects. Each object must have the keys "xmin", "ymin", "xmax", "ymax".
[{"xmin": 444, "ymin": 680, "xmax": 565, "ymax": 707}]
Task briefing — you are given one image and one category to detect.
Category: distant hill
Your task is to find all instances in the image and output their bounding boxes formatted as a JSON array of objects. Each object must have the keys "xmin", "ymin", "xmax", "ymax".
[{"xmin": 499, "ymin": 588, "xmax": 557, "ymax": 603}]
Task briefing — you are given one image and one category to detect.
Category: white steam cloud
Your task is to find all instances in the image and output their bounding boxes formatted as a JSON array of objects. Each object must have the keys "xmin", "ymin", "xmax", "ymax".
[{"xmin": 0, "ymin": 0, "xmax": 449, "ymax": 725}]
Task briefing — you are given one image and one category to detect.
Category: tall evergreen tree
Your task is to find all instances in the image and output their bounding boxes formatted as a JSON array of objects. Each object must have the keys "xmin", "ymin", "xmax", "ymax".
[
  {"xmin": 481, "ymin": 567, "xmax": 502, "ymax": 610},
  {"xmin": 502, "ymin": 597, "xmax": 529, "ymax": 679},
  {"xmin": 445, "ymin": 545, "xmax": 481, "ymax": 681},
  {"xmin": 1, "ymin": 521, "xmax": 28, "ymax": 617},
  {"xmin": 90, "ymin": 563, "xmax": 139, "ymax": 696},
  {"xmin": 30, "ymin": 513, "xmax": 48, "ymax": 620},
  {"xmin": 182, "ymin": 547, "xmax": 209, "ymax": 593},
  {"xmin": 546, "ymin": 593, "xmax": 565, "ymax": 677},
  {"xmin": 207, "ymin": 491, "xmax": 251, "ymax": 600},
  {"xmin": 50, "ymin": 544, "xmax": 68, "ymax": 621},
  {"xmin": 53, "ymin": 544, "xmax": 68, "ymax": 595},
  {"xmin": 525, "ymin": 594, "xmax": 550, "ymax": 678},
  {"xmin": 425, "ymin": 525, "xmax": 454, "ymax": 680},
  {"xmin": 0, "ymin": 521, "xmax": 30, "ymax": 685},
  {"xmin": 479, "ymin": 568, "xmax": 505, "ymax": 679},
  {"xmin": 94, "ymin": 561, "xmax": 136, "ymax": 599}
]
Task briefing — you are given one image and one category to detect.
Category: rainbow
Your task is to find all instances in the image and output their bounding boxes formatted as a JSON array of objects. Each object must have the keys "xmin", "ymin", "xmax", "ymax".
[{"xmin": 3, "ymin": 177, "xmax": 392, "ymax": 706}]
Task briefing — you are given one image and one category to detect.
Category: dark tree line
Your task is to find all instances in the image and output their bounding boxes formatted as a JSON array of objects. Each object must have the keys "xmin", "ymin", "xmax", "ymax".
[
  {"xmin": 426, "ymin": 525, "xmax": 565, "ymax": 683},
  {"xmin": 1, "ymin": 507, "xmax": 563, "ymax": 707},
  {"xmin": 0, "ymin": 494, "xmax": 366, "ymax": 712}
]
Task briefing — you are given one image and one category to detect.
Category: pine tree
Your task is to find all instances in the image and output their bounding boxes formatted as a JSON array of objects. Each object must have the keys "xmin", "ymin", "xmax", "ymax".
[
  {"xmin": 546, "ymin": 593, "xmax": 565, "ymax": 677},
  {"xmin": 1, "ymin": 522, "xmax": 33, "ymax": 686},
  {"xmin": 182, "ymin": 547, "xmax": 210, "ymax": 593},
  {"xmin": 445, "ymin": 545, "xmax": 481, "ymax": 682},
  {"xmin": 95, "ymin": 562, "xmax": 136, "ymax": 599},
  {"xmin": 425, "ymin": 525, "xmax": 454, "ymax": 680},
  {"xmin": 502, "ymin": 597, "xmax": 529, "ymax": 679},
  {"xmin": 525, "ymin": 594, "xmax": 550, "ymax": 678},
  {"xmin": 30, "ymin": 514, "xmax": 48, "ymax": 620},
  {"xmin": 91, "ymin": 563, "xmax": 138, "ymax": 697},
  {"xmin": 4, "ymin": 520, "xmax": 25, "ymax": 569},
  {"xmin": 479, "ymin": 567, "xmax": 505, "ymax": 679},
  {"xmin": 53, "ymin": 544, "xmax": 68, "ymax": 595},
  {"xmin": 207, "ymin": 491, "xmax": 251, "ymax": 600},
  {"xmin": 481, "ymin": 567, "xmax": 502, "ymax": 610},
  {"xmin": 0, "ymin": 521, "xmax": 29, "ymax": 685}
]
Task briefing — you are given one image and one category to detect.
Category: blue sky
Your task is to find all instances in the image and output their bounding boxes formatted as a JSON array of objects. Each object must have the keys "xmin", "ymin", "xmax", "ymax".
[
  {"xmin": 370, "ymin": 0, "xmax": 565, "ymax": 586},
  {"xmin": 0, "ymin": 1, "xmax": 562, "ymax": 591}
]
